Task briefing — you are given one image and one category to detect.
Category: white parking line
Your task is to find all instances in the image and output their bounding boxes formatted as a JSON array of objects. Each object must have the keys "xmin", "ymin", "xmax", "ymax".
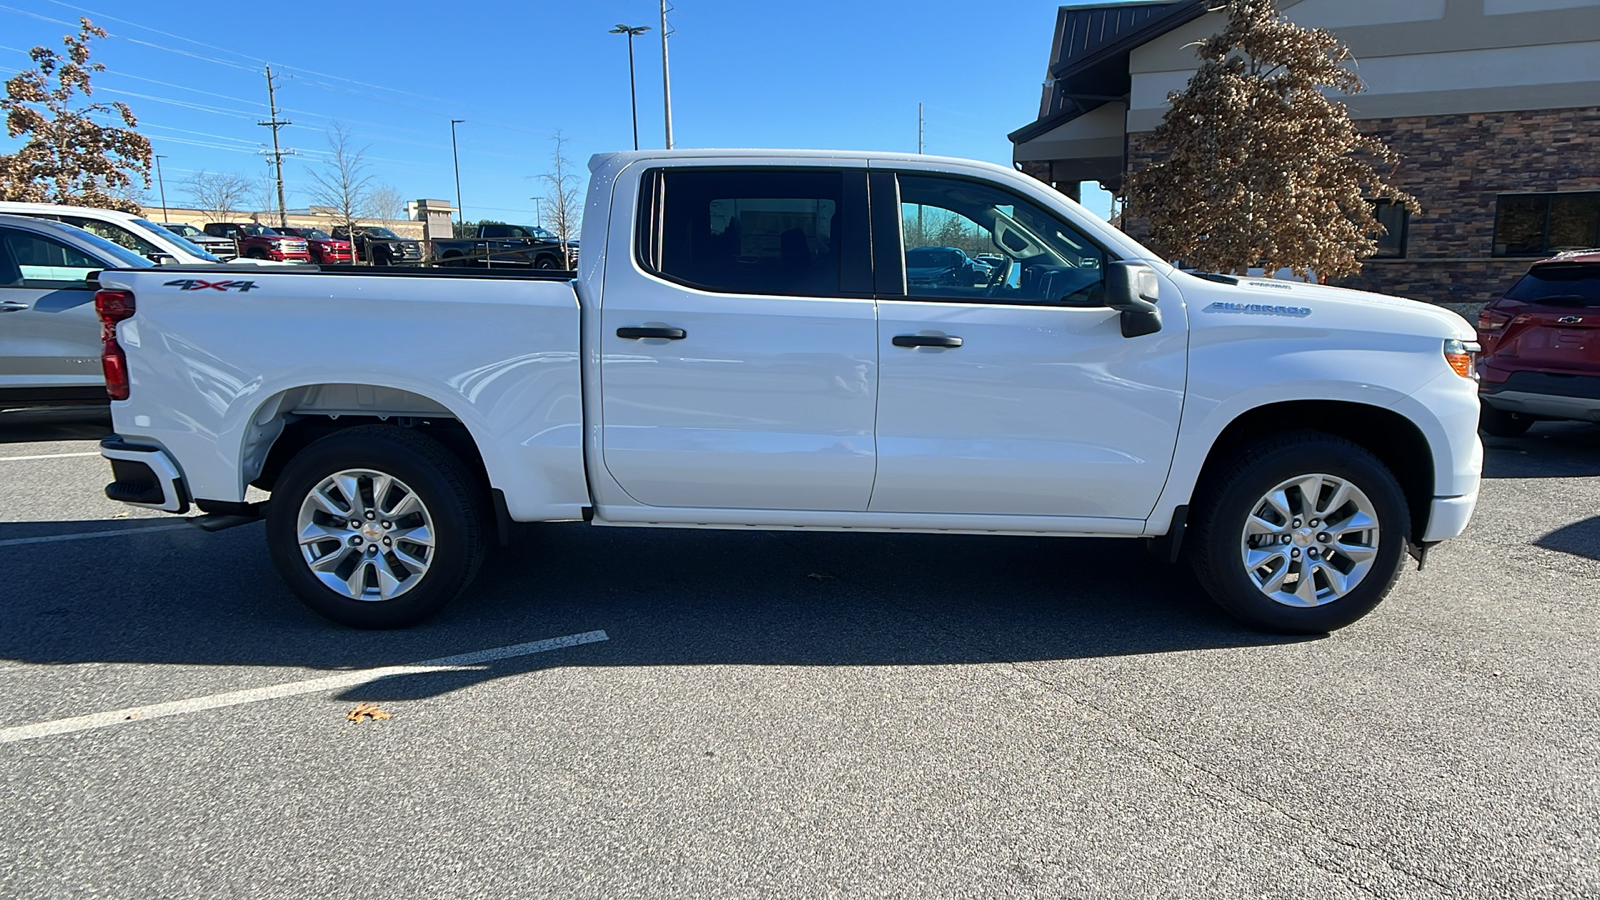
[
  {"xmin": 0, "ymin": 451, "xmax": 101, "ymax": 462},
  {"xmin": 0, "ymin": 630, "xmax": 610, "ymax": 745},
  {"xmin": 0, "ymin": 523, "xmax": 194, "ymax": 548}
]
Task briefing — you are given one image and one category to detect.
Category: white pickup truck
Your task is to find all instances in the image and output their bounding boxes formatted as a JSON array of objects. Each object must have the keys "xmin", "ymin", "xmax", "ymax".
[{"xmin": 93, "ymin": 149, "xmax": 1483, "ymax": 633}]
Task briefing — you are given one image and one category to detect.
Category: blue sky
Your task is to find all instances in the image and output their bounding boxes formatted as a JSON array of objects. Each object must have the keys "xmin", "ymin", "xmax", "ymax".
[{"xmin": 0, "ymin": 1, "xmax": 1118, "ymax": 224}]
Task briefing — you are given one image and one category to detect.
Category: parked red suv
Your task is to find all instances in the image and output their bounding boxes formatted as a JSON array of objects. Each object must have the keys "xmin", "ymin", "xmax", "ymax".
[
  {"xmin": 276, "ymin": 226, "xmax": 353, "ymax": 265},
  {"xmin": 1476, "ymin": 250, "xmax": 1600, "ymax": 436}
]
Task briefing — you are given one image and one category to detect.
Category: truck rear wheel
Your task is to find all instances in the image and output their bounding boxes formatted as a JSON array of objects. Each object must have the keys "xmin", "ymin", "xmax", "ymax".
[
  {"xmin": 265, "ymin": 426, "xmax": 486, "ymax": 628},
  {"xmin": 1185, "ymin": 432, "xmax": 1410, "ymax": 634}
]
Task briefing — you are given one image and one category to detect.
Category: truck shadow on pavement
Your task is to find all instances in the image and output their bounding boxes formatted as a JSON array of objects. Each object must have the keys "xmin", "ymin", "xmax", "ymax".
[
  {"xmin": 1536, "ymin": 515, "xmax": 1600, "ymax": 562},
  {"xmin": 0, "ymin": 518, "xmax": 1310, "ymax": 705},
  {"xmin": 0, "ymin": 406, "xmax": 112, "ymax": 444},
  {"xmin": 1481, "ymin": 422, "xmax": 1600, "ymax": 479}
]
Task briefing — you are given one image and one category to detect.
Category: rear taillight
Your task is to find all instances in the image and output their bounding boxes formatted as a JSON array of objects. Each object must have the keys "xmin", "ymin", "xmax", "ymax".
[
  {"xmin": 94, "ymin": 289, "xmax": 135, "ymax": 400},
  {"xmin": 1477, "ymin": 308, "xmax": 1512, "ymax": 333}
]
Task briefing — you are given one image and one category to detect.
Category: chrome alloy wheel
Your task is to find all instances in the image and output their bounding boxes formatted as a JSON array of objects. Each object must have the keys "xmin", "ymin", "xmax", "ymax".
[
  {"xmin": 1239, "ymin": 473, "xmax": 1380, "ymax": 608},
  {"xmin": 295, "ymin": 468, "xmax": 435, "ymax": 601}
]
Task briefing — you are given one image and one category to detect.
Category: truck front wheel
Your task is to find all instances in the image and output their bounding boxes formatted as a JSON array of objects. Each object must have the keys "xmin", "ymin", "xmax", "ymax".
[
  {"xmin": 1185, "ymin": 432, "xmax": 1410, "ymax": 634},
  {"xmin": 265, "ymin": 426, "xmax": 486, "ymax": 628}
]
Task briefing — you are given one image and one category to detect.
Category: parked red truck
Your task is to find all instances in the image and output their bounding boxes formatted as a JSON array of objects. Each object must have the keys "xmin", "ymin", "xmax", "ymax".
[{"xmin": 201, "ymin": 223, "xmax": 311, "ymax": 263}]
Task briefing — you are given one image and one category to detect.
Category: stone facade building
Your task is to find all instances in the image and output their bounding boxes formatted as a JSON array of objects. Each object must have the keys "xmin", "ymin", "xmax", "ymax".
[{"xmin": 1009, "ymin": 0, "xmax": 1600, "ymax": 310}]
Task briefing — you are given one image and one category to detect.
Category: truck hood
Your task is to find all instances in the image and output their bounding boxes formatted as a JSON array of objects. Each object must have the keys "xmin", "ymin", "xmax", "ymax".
[{"xmin": 1184, "ymin": 273, "xmax": 1475, "ymax": 341}]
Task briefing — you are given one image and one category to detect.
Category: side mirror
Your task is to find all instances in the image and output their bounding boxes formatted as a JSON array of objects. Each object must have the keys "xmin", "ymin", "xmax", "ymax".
[
  {"xmin": 147, "ymin": 253, "xmax": 179, "ymax": 266},
  {"xmin": 1105, "ymin": 261, "xmax": 1162, "ymax": 338}
]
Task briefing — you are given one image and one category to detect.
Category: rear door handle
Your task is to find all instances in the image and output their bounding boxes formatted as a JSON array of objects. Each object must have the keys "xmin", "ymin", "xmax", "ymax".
[
  {"xmin": 0, "ymin": 300, "xmax": 29, "ymax": 312},
  {"xmin": 892, "ymin": 334, "xmax": 963, "ymax": 349},
  {"xmin": 617, "ymin": 326, "xmax": 687, "ymax": 340}
]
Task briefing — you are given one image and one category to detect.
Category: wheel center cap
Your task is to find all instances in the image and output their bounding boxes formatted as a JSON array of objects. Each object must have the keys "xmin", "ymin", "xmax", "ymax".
[
  {"xmin": 361, "ymin": 523, "xmax": 384, "ymax": 541},
  {"xmin": 1294, "ymin": 531, "xmax": 1313, "ymax": 547}
]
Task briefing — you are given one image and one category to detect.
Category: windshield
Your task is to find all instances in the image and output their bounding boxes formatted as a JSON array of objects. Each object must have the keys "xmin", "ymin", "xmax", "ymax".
[
  {"xmin": 295, "ymin": 227, "xmax": 332, "ymax": 240},
  {"xmin": 906, "ymin": 248, "xmax": 956, "ymax": 268},
  {"xmin": 364, "ymin": 226, "xmax": 400, "ymax": 239},
  {"xmin": 1507, "ymin": 265, "xmax": 1600, "ymax": 307},
  {"xmin": 240, "ymin": 224, "xmax": 278, "ymax": 236},
  {"xmin": 131, "ymin": 218, "xmax": 220, "ymax": 262},
  {"xmin": 163, "ymin": 223, "xmax": 199, "ymax": 237},
  {"xmin": 54, "ymin": 224, "xmax": 156, "ymax": 269}
]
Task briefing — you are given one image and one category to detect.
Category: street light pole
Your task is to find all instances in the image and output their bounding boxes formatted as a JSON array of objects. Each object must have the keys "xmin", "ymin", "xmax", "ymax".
[
  {"xmin": 660, "ymin": 0, "xmax": 674, "ymax": 149},
  {"xmin": 610, "ymin": 25, "xmax": 651, "ymax": 151},
  {"xmin": 153, "ymin": 154, "xmax": 169, "ymax": 222},
  {"xmin": 450, "ymin": 118, "xmax": 466, "ymax": 229}
]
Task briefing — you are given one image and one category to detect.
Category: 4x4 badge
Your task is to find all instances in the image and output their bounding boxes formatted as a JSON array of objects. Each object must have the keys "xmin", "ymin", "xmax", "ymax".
[
  {"xmin": 1558, "ymin": 316, "xmax": 1584, "ymax": 324},
  {"xmin": 163, "ymin": 279, "xmax": 258, "ymax": 292}
]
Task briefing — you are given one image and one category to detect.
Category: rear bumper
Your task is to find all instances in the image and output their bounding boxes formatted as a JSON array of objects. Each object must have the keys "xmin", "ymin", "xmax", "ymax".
[
  {"xmin": 100, "ymin": 436, "xmax": 189, "ymax": 513},
  {"xmin": 1481, "ymin": 371, "xmax": 1600, "ymax": 421}
]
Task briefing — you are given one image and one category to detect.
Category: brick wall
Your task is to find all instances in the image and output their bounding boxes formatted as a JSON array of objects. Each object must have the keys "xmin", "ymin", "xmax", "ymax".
[{"xmin": 1023, "ymin": 106, "xmax": 1600, "ymax": 311}]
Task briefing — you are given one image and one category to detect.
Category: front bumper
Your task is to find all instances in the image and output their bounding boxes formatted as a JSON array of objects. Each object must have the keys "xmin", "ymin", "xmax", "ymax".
[
  {"xmin": 1422, "ymin": 486, "xmax": 1479, "ymax": 542},
  {"xmin": 100, "ymin": 436, "xmax": 189, "ymax": 513}
]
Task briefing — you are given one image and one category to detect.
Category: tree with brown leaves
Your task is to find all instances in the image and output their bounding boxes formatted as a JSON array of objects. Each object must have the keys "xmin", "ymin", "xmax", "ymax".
[
  {"xmin": 0, "ymin": 18, "xmax": 151, "ymax": 212},
  {"xmin": 1125, "ymin": 0, "xmax": 1414, "ymax": 279}
]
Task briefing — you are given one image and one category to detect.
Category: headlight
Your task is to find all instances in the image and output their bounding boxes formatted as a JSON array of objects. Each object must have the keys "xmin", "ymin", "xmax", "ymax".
[{"xmin": 1444, "ymin": 339, "xmax": 1479, "ymax": 380}]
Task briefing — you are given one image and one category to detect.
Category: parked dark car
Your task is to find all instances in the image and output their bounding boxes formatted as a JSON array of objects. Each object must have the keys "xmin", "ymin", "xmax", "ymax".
[
  {"xmin": 275, "ymin": 227, "xmax": 353, "ymax": 265},
  {"xmin": 202, "ymin": 223, "xmax": 311, "ymax": 263},
  {"xmin": 431, "ymin": 222, "xmax": 575, "ymax": 269},
  {"xmin": 332, "ymin": 225, "xmax": 424, "ymax": 265},
  {"xmin": 905, "ymin": 246, "xmax": 988, "ymax": 287},
  {"xmin": 1476, "ymin": 249, "xmax": 1600, "ymax": 436}
]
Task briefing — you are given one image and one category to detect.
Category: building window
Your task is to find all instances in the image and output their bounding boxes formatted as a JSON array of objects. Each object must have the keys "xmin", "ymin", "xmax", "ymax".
[
  {"xmin": 1371, "ymin": 200, "xmax": 1409, "ymax": 259},
  {"xmin": 1494, "ymin": 192, "xmax": 1600, "ymax": 257}
]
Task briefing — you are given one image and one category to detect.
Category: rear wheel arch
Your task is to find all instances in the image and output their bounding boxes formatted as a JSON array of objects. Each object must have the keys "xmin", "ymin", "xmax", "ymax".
[
  {"xmin": 240, "ymin": 384, "xmax": 494, "ymax": 504},
  {"xmin": 1189, "ymin": 401, "xmax": 1435, "ymax": 543}
]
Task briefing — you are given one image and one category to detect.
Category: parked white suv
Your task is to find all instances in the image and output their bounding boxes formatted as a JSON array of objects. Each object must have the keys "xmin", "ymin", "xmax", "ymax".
[
  {"xmin": 0, "ymin": 214, "xmax": 153, "ymax": 407},
  {"xmin": 0, "ymin": 202, "xmax": 281, "ymax": 266}
]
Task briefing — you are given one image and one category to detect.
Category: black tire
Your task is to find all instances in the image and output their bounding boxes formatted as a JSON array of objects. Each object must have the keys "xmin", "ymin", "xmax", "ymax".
[
  {"xmin": 245, "ymin": 248, "xmax": 267, "ymax": 260},
  {"xmin": 1185, "ymin": 431, "xmax": 1411, "ymax": 634},
  {"xmin": 533, "ymin": 255, "xmax": 557, "ymax": 270},
  {"xmin": 1479, "ymin": 403, "xmax": 1534, "ymax": 438},
  {"xmin": 265, "ymin": 426, "xmax": 487, "ymax": 628}
]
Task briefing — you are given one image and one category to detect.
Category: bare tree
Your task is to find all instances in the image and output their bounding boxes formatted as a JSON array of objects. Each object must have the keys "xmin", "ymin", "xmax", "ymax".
[
  {"xmin": 537, "ymin": 132, "xmax": 583, "ymax": 258},
  {"xmin": 306, "ymin": 123, "xmax": 373, "ymax": 253},
  {"xmin": 1125, "ymin": 0, "xmax": 1414, "ymax": 279},
  {"xmin": 248, "ymin": 164, "xmax": 278, "ymax": 222},
  {"xmin": 367, "ymin": 183, "xmax": 406, "ymax": 228},
  {"xmin": 185, "ymin": 169, "xmax": 251, "ymax": 222},
  {"xmin": 0, "ymin": 18, "xmax": 151, "ymax": 211}
]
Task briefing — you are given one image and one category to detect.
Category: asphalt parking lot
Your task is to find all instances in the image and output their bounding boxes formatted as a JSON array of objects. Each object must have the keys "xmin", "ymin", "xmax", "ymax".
[{"xmin": 0, "ymin": 407, "xmax": 1596, "ymax": 899}]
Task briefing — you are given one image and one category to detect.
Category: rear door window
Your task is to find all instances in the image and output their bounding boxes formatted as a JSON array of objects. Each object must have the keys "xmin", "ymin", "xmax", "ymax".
[
  {"xmin": 1506, "ymin": 265, "xmax": 1600, "ymax": 307},
  {"xmin": 1, "ymin": 228, "xmax": 106, "ymax": 285},
  {"xmin": 641, "ymin": 168, "xmax": 850, "ymax": 298}
]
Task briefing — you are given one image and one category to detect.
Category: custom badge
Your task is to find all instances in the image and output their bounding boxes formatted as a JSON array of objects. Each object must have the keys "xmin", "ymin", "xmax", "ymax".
[{"xmin": 162, "ymin": 279, "xmax": 259, "ymax": 292}]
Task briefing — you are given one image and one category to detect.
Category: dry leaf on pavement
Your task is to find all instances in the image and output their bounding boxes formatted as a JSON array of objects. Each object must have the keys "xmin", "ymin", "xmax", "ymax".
[{"xmin": 346, "ymin": 703, "xmax": 391, "ymax": 723}]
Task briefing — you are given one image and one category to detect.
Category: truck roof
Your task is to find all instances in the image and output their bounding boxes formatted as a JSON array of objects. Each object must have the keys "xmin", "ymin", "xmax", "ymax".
[{"xmin": 586, "ymin": 148, "xmax": 1022, "ymax": 178}]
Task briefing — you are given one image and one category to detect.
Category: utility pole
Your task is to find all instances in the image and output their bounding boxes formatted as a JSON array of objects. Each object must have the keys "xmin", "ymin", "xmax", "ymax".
[
  {"xmin": 610, "ymin": 25, "xmax": 650, "ymax": 151},
  {"xmin": 660, "ymin": 0, "xmax": 674, "ymax": 149},
  {"xmin": 918, "ymin": 102, "xmax": 924, "ymax": 154},
  {"xmin": 153, "ymin": 154, "xmax": 169, "ymax": 223},
  {"xmin": 258, "ymin": 65, "xmax": 292, "ymax": 228},
  {"xmin": 450, "ymin": 119, "xmax": 465, "ymax": 229}
]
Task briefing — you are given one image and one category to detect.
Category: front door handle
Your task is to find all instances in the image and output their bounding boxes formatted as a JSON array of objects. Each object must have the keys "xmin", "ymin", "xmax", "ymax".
[
  {"xmin": 617, "ymin": 326, "xmax": 687, "ymax": 340},
  {"xmin": 892, "ymin": 334, "xmax": 963, "ymax": 349},
  {"xmin": 0, "ymin": 300, "xmax": 29, "ymax": 312}
]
